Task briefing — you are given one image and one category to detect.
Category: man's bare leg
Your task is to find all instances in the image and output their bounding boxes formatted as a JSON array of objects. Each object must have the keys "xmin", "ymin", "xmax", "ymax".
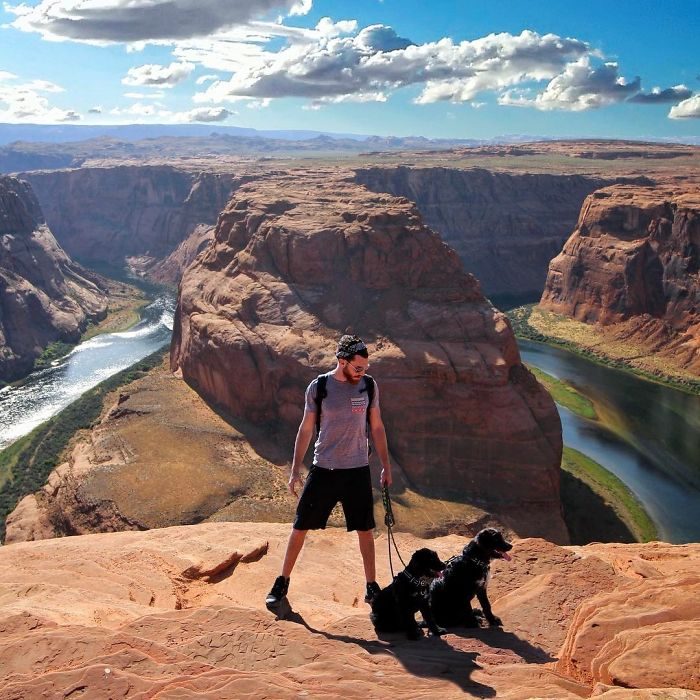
[
  {"xmin": 357, "ymin": 529, "xmax": 376, "ymax": 582},
  {"xmin": 281, "ymin": 528, "xmax": 308, "ymax": 578}
]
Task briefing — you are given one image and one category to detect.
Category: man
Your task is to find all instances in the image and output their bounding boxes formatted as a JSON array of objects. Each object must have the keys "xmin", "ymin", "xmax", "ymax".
[{"xmin": 265, "ymin": 334, "xmax": 393, "ymax": 609}]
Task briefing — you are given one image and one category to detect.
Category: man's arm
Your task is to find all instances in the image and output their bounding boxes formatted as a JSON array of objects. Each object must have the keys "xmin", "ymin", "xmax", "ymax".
[
  {"xmin": 289, "ymin": 409, "xmax": 316, "ymax": 497},
  {"xmin": 369, "ymin": 405, "xmax": 392, "ymax": 486}
]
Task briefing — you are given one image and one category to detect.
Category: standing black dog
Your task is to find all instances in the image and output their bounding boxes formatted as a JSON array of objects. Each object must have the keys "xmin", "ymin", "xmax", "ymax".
[
  {"xmin": 370, "ymin": 548, "xmax": 447, "ymax": 640},
  {"xmin": 429, "ymin": 528, "xmax": 512, "ymax": 629}
]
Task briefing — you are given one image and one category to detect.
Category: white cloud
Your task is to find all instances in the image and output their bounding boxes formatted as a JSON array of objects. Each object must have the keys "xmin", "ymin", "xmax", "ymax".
[
  {"xmin": 172, "ymin": 18, "xmax": 357, "ymax": 75},
  {"xmin": 498, "ymin": 58, "xmax": 640, "ymax": 111},
  {"xmin": 179, "ymin": 107, "xmax": 234, "ymax": 122},
  {"xmin": 106, "ymin": 103, "xmax": 236, "ymax": 123},
  {"xmin": 308, "ymin": 91, "xmax": 387, "ymax": 109},
  {"xmin": 194, "ymin": 29, "xmax": 590, "ymax": 106},
  {"xmin": 5, "ymin": 0, "xmax": 315, "ymax": 43},
  {"xmin": 196, "ymin": 74, "xmax": 221, "ymax": 85},
  {"xmin": 88, "ymin": 105, "xmax": 102, "ymax": 113},
  {"xmin": 669, "ymin": 94, "xmax": 700, "ymax": 119},
  {"xmin": 0, "ymin": 73, "xmax": 80, "ymax": 122},
  {"xmin": 124, "ymin": 91, "xmax": 166, "ymax": 99},
  {"xmin": 110, "ymin": 102, "xmax": 161, "ymax": 117},
  {"xmin": 289, "ymin": 0, "xmax": 312, "ymax": 16},
  {"xmin": 629, "ymin": 84, "xmax": 692, "ymax": 104},
  {"xmin": 25, "ymin": 79, "xmax": 64, "ymax": 93},
  {"xmin": 57, "ymin": 110, "xmax": 81, "ymax": 122},
  {"xmin": 122, "ymin": 62, "xmax": 194, "ymax": 88},
  {"xmin": 246, "ymin": 98, "xmax": 271, "ymax": 109}
]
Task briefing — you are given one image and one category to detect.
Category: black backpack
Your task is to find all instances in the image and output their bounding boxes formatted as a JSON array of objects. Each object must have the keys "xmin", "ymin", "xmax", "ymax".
[{"xmin": 314, "ymin": 373, "xmax": 375, "ymax": 452}]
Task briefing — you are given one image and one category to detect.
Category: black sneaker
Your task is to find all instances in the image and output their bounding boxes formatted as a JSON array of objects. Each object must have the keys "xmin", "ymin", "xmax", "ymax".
[
  {"xmin": 265, "ymin": 575, "xmax": 289, "ymax": 608},
  {"xmin": 364, "ymin": 581, "xmax": 381, "ymax": 604}
]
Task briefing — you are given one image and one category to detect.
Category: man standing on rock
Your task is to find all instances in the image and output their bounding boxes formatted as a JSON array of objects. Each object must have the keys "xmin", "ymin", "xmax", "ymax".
[{"xmin": 266, "ymin": 334, "xmax": 392, "ymax": 609}]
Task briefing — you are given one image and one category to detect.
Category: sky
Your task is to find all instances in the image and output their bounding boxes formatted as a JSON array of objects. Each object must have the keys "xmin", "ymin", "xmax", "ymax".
[{"xmin": 0, "ymin": 0, "xmax": 699, "ymax": 140}]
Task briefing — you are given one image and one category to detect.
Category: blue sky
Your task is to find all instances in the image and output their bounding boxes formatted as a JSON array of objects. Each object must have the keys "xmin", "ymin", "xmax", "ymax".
[{"xmin": 0, "ymin": 0, "xmax": 698, "ymax": 140}]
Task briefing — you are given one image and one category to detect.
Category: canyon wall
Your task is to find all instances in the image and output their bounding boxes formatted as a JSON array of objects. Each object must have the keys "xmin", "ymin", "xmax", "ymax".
[
  {"xmin": 0, "ymin": 176, "xmax": 108, "ymax": 381},
  {"xmin": 355, "ymin": 166, "xmax": 638, "ymax": 299},
  {"xmin": 171, "ymin": 170, "xmax": 567, "ymax": 542},
  {"xmin": 23, "ymin": 166, "xmax": 241, "ymax": 276},
  {"xmin": 540, "ymin": 184, "xmax": 700, "ymax": 374}
]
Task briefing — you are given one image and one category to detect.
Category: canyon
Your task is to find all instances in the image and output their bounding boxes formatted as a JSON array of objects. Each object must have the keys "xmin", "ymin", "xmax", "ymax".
[
  {"xmin": 170, "ymin": 169, "xmax": 567, "ymax": 541},
  {"xmin": 1, "ymin": 141, "xmax": 699, "ymax": 697},
  {"xmin": 22, "ymin": 166, "xmax": 242, "ymax": 277},
  {"xmin": 4, "ymin": 140, "xmax": 700, "ymax": 544},
  {"xmin": 355, "ymin": 166, "xmax": 641, "ymax": 298},
  {"xmin": 0, "ymin": 176, "xmax": 108, "ymax": 382}
]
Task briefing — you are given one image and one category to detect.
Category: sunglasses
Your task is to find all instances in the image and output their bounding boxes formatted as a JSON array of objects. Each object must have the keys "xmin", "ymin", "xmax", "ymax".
[{"xmin": 345, "ymin": 361, "xmax": 370, "ymax": 374}]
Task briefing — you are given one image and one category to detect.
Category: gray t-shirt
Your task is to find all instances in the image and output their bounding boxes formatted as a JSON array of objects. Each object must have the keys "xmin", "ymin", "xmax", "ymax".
[{"xmin": 305, "ymin": 372, "xmax": 379, "ymax": 469}]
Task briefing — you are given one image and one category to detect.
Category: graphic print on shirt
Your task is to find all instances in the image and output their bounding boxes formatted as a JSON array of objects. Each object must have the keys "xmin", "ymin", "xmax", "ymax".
[{"xmin": 350, "ymin": 396, "xmax": 366, "ymax": 414}]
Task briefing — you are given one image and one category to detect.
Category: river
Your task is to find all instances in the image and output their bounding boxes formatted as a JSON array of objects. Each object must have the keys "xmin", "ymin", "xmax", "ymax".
[
  {"xmin": 0, "ymin": 294, "xmax": 174, "ymax": 452},
  {"xmin": 520, "ymin": 339, "xmax": 700, "ymax": 543},
  {"xmin": 1, "ymin": 312, "xmax": 697, "ymax": 542}
]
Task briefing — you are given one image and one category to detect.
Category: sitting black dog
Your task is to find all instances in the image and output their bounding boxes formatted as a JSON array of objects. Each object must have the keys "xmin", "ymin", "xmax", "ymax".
[
  {"xmin": 370, "ymin": 548, "xmax": 447, "ymax": 640},
  {"xmin": 429, "ymin": 528, "xmax": 512, "ymax": 629}
]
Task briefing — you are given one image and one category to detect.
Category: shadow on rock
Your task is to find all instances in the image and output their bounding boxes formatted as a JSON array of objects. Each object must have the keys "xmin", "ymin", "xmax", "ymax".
[
  {"xmin": 451, "ymin": 626, "xmax": 555, "ymax": 664},
  {"xmin": 281, "ymin": 606, "xmax": 496, "ymax": 697}
]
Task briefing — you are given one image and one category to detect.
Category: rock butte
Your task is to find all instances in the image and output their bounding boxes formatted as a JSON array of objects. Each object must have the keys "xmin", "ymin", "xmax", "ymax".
[
  {"xmin": 541, "ymin": 184, "xmax": 700, "ymax": 375},
  {"xmin": 170, "ymin": 170, "xmax": 566, "ymax": 542},
  {"xmin": 0, "ymin": 523, "xmax": 697, "ymax": 698},
  {"xmin": 0, "ymin": 176, "xmax": 108, "ymax": 381}
]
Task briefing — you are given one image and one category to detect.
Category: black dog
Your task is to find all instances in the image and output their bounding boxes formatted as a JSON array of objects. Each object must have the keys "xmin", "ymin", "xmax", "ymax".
[
  {"xmin": 429, "ymin": 528, "xmax": 512, "ymax": 629},
  {"xmin": 370, "ymin": 548, "xmax": 447, "ymax": 640}
]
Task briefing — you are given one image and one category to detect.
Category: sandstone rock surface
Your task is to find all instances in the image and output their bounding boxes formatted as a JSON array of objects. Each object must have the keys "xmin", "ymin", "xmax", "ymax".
[
  {"xmin": 0, "ymin": 176, "xmax": 108, "ymax": 381},
  {"xmin": 0, "ymin": 523, "xmax": 696, "ymax": 698},
  {"xmin": 23, "ymin": 166, "xmax": 240, "ymax": 276},
  {"xmin": 170, "ymin": 170, "xmax": 567, "ymax": 542},
  {"xmin": 540, "ymin": 184, "xmax": 700, "ymax": 374}
]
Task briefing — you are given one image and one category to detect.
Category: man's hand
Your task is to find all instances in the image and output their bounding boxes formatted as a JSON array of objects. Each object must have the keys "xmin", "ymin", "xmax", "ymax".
[
  {"xmin": 288, "ymin": 468, "xmax": 304, "ymax": 497},
  {"xmin": 380, "ymin": 465, "xmax": 392, "ymax": 487}
]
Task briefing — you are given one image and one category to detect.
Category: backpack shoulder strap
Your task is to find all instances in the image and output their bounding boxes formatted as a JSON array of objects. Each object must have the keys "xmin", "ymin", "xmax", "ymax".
[
  {"xmin": 363, "ymin": 375, "xmax": 375, "ymax": 417},
  {"xmin": 314, "ymin": 374, "xmax": 328, "ymax": 436},
  {"xmin": 363, "ymin": 375, "xmax": 375, "ymax": 455}
]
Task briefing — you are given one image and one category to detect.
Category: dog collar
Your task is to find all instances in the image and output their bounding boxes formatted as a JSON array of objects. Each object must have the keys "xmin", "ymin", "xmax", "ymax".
[{"xmin": 398, "ymin": 570, "xmax": 428, "ymax": 589}]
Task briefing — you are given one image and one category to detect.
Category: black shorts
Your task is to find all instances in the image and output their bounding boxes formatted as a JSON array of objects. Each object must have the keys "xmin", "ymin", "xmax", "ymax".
[{"xmin": 293, "ymin": 464, "xmax": 375, "ymax": 532}]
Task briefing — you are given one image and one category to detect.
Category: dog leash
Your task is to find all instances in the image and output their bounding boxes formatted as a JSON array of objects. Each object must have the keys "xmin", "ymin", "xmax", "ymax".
[{"xmin": 381, "ymin": 484, "xmax": 407, "ymax": 578}]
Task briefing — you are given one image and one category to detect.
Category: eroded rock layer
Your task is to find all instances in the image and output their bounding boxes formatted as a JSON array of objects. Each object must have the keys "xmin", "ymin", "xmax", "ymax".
[
  {"xmin": 355, "ymin": 167, "xmax": 637, "ymax": 298},
  {"xmin": 23, "ymin": 166, "xmax": 240, "ymax": 275},
  {"xmin": 0, "ymin": 176, "xmax": 107, "ymax": 381},
  {"xmin": 171, "ymin": 170, "xmax": 567, "ymax": 542},
  {"xmin": 540, "ymin": 184, "xmax": 700, "ymax": 374},
  {"xmin": 0, "ymin": 523, "xmax": 696, "ymax": 698}
]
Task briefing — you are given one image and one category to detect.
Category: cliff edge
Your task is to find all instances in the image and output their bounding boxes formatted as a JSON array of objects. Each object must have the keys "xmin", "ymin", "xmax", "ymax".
[{"xmin": 0, "ymin": 523, "xmax": 696, "ymax": 698}]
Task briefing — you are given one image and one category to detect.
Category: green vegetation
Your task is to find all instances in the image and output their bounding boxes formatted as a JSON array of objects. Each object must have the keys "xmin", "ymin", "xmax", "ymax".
[
  {"xmin": 508, "ymin": 304, "xmax": 700, "ymax": 396},
  {"xmin": 561, "ymin": 446, "xmax": 657, "ymax": 544},
  {"xmin": 0, "ymin": 349, "xmax": 167, "ymax": 543},
  {"xmin": 528, "ymin": 366, "xmax": 597, "ymax": 420},
  {"xmin": 33, "ymin": 341, "xmax": 76, "ymax": 371}
]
